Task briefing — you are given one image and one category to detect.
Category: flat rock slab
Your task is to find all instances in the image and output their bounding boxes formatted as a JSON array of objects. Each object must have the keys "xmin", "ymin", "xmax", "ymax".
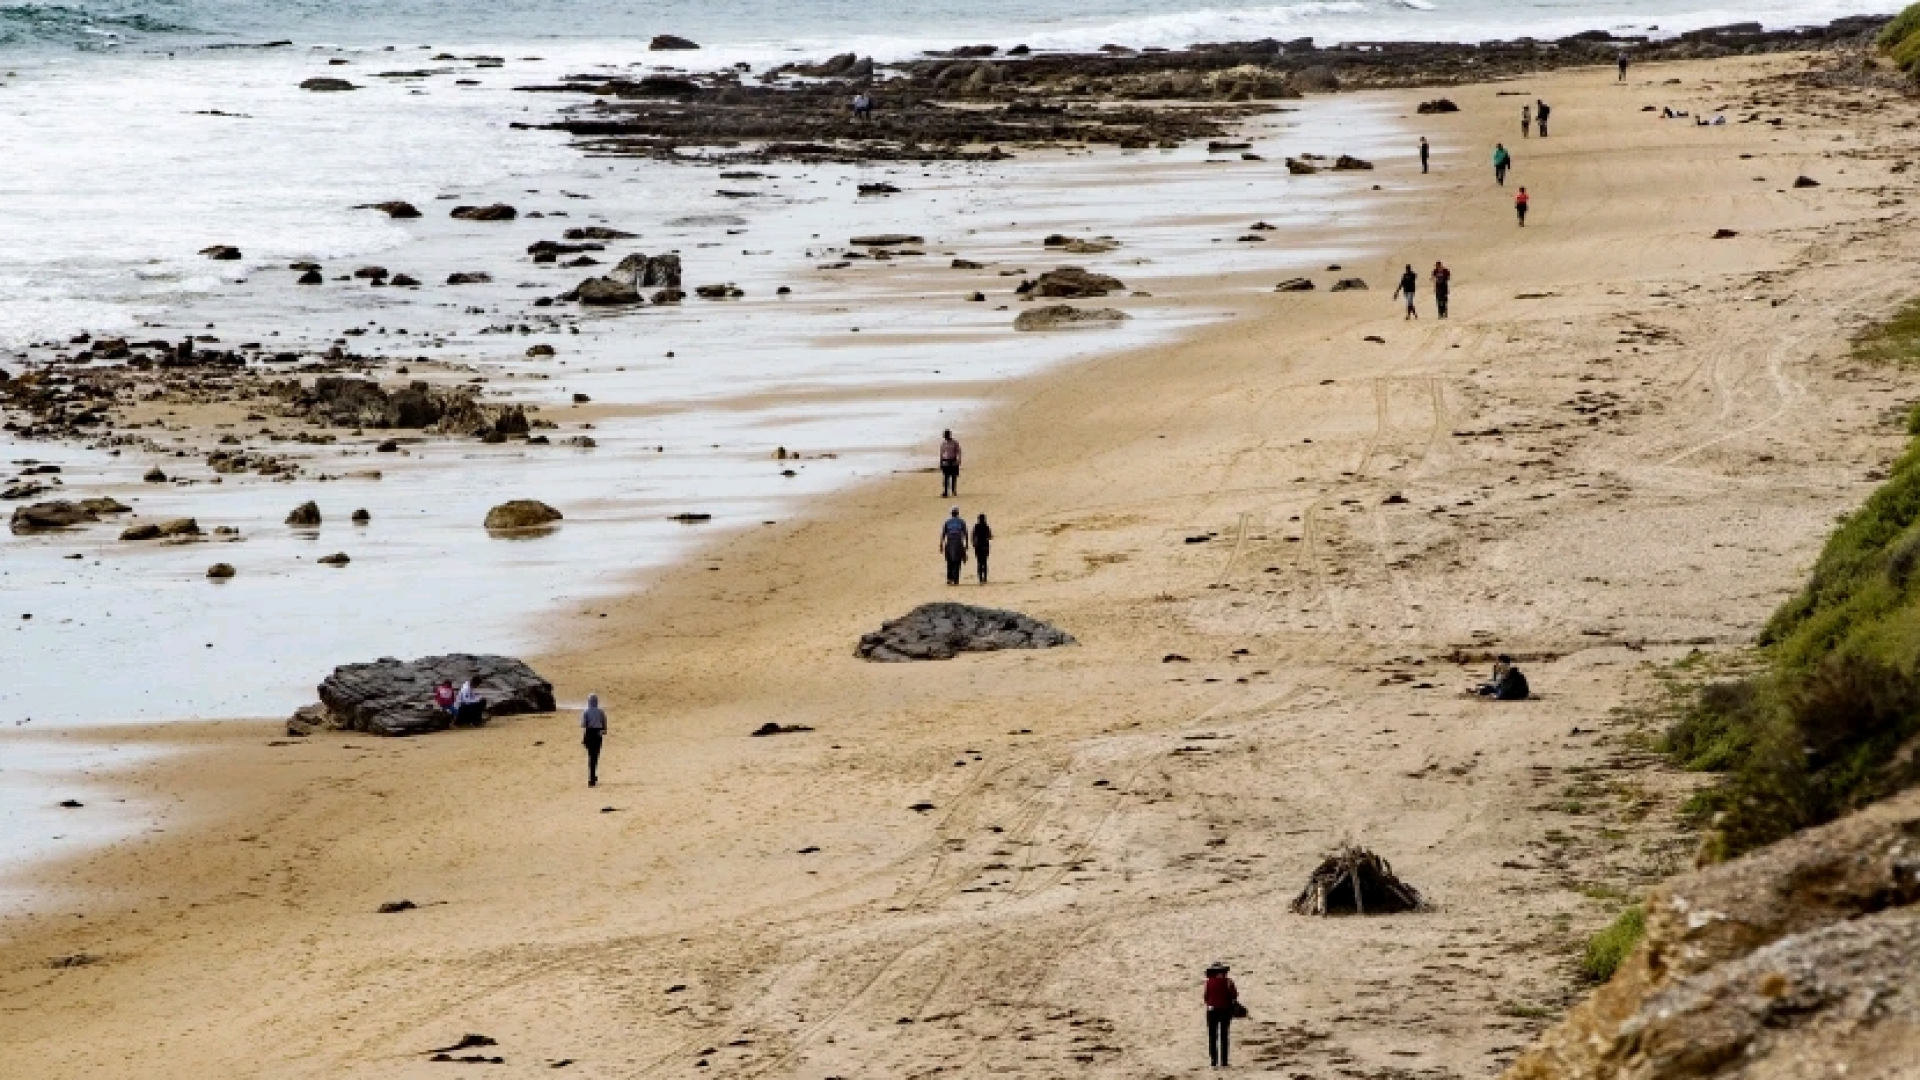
[
  {"xmin": 856, "ymin": 603, "xmax": 1075, "ymax": 662},
  {"xmin": 310, "ymin": 653, "xmax": 556, "ymax": 736}
]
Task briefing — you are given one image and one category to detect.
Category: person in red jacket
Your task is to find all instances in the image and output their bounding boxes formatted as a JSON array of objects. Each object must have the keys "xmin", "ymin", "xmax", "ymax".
[
  {"xmin": 1515, "ymin": 187, "xmax": 1530, "ymax": 227},
  {"xmin": 1204, "ymin": 963, "xmax": 1240, "ymax": 1067}
]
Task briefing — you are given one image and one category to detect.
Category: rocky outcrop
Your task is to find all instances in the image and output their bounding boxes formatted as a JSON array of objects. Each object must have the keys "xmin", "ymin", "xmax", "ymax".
[
  {"xmin": 274, "ymin": 377, "xmax": 504, "ymax": 433},
  {"xmin": 650, "ymin": 34, "xmax": 700, "ymax": 50},
  {"xmin": 10, "ymin": 500, "xmax": 98, "ymax": 532},
  {"xmin": 1417, "ymin": 97, "xmax": 1460, "ymax": 113},
  {"xmin": 1014, "ymin": 305, "xmax": 1129, "ymax": 331},
  {"xmin": 484, "ymin": 500, "xmax": 562, "ymax": 529},
  {"xmin": 356, "ymin": 200, "xmax": 421, "ymax": 218},
  {"xmin": 301, "ymin": 653, "xmax": 557, "ymax": 736},
  {"xmin": 300, "ymin": 77, "xmax": 357, "ymax": 92},
  {"xmin": 856, "ymin": 603, "xmax": 1076, "ymax": 661},
  {"xmin": 1023, "ymin": 267, "xmax": 1125, "ymax": 298},
  {"xmin": 286, "ymin": 501, "xmax": 322, "ymax": 527},
  {"xmin": 609, "ymin": 252, "xmax": 682, "ymax": 289},
  {"xmin": 450, "ymin": 203, "xmax": 517, "ymax": 221},
  {"xmin": 1504, "ymin": 787, "xmax": 1920, "ymax": 1080},
  {"xmin": 575, "ymin": 276, "xmax": 642, "ymax": 305}
]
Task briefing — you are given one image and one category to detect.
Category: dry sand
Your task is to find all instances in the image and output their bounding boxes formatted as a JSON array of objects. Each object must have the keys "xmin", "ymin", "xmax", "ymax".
[{"xmin": 5, "ymin": 53, "xmax": 1919, "ymax": 1079}]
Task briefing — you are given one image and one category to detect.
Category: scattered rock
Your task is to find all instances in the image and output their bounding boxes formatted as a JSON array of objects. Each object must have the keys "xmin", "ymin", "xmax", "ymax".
[
  {"xmin": 1332, "ymin": 154, "xmax": 1373, "ymax": 170},
  {"xmin": 297, "ymin": 269, "xmax": 323, "ymax": 285},
  {"xmin": 1286, "ymin": 157, "xmax": 1318, "ymax": 174},
  {"xmin": 143, "ymin": 467, "xmax": 168, "ymax": 483},
  {"xmin": 750, "ymin": 722, "xmax": 816, "ymax": 737},
  {"xmin": 207, "ymin": 562, "xmax": 235, "ymax": 579},
  {"xmin": 951, "ymin": 258, "xmax": 985, "ymax": 269},
  {"xmin": 575, "ymin": 276, "xmax": 642, "ymax": 305},
  {"xmin": 849, "ymin": 234, "xmax": 924, "ymax": 246},
  {"xmin": 564, "ymin": 226, "xmax": 636, "ymax": 240},
  {"xmin": 526, "ymin": 344, "xmax": 556, "ymax": 357},
  {"xmin": 300, "ymin": 77, "xmax": 357, "ymax": 92},
  {"xmin": 9, "ymin": 501, "xmax": 99, "ymax": 533},
  {"xmin": 562, "ymin": 436, "xmax": 597, "ymax": 448},
  {"xmin": 1023, "ymin": 267, "xmax": 1125, "ymax": 298},
  {"xmin": 300, "ymin": 653, "xmax": 557, "ymax": 736},
  {"xmin": 199, "ymin": 245, "xmax": 243, "ymax": 261},
  {"xmin": 1416, "ymin": 98, "xmax": 1460, "ymax": 113},
  {"xmin": 317, "ymin": 552, "xmax": 351, "ymax": 566},
  {"xmin": 352, "ymin": 266, "xmax": 388, "ymax": 280},
  {"xmin": 389, "ymin": 273, "xmax": 420, "ymax": 287},
  {"xmin": 375, "ymin": 439, "xmax": 399, "ymax": 452},
  {"xmin": 1329, "ymin": 277, "xmax": 1368, "ymax": 291},
  {"xmin": 351, "ymin": 508, "xmax": 370, "ymax": 523},
  {"xmin": 694, "ymin": 283, "xmax": 744, "ymax": 299},
  {"xmin": 855, "ymin": 602, "xmax": 1076, "ymax": 662},
  {"xmin": 1013, "ymin": 305, "xmax": 1129, "ymax": 331},
  {"xmin": 1363, "ymin": 334, "xmax": 1386, "ymax": 343},
  {"xmin": 484, "ymin": 500, "xmax": 562, "ymax": 529},
  {"xmin": 78, "ymin": 497, "xmax": 130, "ymax": 515},
  {"xmin": 377, "ymin": 900, "xmax": 417, "ymax": 914},
  {"xmin": 670, "ymin": 512, "xmax": 712, "ymax": 523},
  {"xmin": 1274, "ymin": 277, "xmax": 1315, "ymax": 292},
  {"xmin": 650, "ymin": 34, "xmax": 700, "ymax": 50},
  {"xmin": 857, "ymin": 182, "xmax": 901, "ymax": 195},
  {"xmin": 572, "ymin": 393, "xmax": 591, "ymax": 403},
  {"xmin": 57, "ymin": 800, "xmax": 84, "ymax": 809},
  {"xmin": 286, "ymin": 501, "xmax": 322, "ymax": 527},
  {"xmin": 445, "ymin": 271, "xmax": 493, "ymax": 284},
  {"xmin": 357, "ymin": 200, "xmax": 421, "ymax": 218},
  {"xmin": 1712, "ymin": 228, "xmax": 1739, "ymax": 238},
  {"xmin": 450, "ymin": 203, "xmax": 517, "ymax": 221},
  {"xmin": 1792, "ymin": 175, "xmax": 1820, "ymax": 188}
]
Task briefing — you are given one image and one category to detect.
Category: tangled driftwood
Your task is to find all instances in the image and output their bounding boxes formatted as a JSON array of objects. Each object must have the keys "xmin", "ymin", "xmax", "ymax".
[{"xmin": 1290, "ymin": 845, "xmax": 1424, "ymax": 915}]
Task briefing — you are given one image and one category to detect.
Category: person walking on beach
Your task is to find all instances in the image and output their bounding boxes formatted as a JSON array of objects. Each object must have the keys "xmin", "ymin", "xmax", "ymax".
[
  {"xmin": 1536, "ymin": 99, "xmax": 1551, "ymax": 137},
  {"xmin": 580, "ymin": 693, "xmax": 607, "ymax": 787},
  {"xmin": 1431, "ymin": 261, "xmax": 1451, "ymax": 319},
  {"xmin": 1515, "ymin": 186, "xmax": 1530, "ymax": 227},
  {"xmin": 940, "ymin": 507, "xmax": 970, "ymax": 586},
  {"xmin": 1204, "ymin": 963, "xmax": 1241, "ymax": 1068},
  {"xmin": 972, "ymin": 513, "xmax": 993, "ymax": 584},
  {"xmin": 1617, "ymin": 52, "xmax": 1630, "ymax": 81},
  {"xmin": 1520, "ymin": 103, "xmax": 1531, "ymax": 138},
  {"xmin": 1492, "ymin": 143, "xmax": 1511, "ymax": 186},
  {"xmin": 939, "ymin": 429, "xmax": 962, "ymax": 497},
  {"xmin": 1418, "ymin": 136, "xmax": 1429, "ymax": 174},
  {"xmin": 1393, "ymin": 264, "xmax": 1419, "ymax": 320}
]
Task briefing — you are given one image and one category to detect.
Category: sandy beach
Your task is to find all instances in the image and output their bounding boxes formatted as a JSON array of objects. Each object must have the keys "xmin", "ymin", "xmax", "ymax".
[{"xmin": 6, "ymin": 49, "xmax": 1920, "ymax": 1079}]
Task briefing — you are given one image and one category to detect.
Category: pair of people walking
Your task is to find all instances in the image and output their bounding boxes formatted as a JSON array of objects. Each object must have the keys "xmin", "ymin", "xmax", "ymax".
[
  {"xmin": 1392, "ymin": 262, "xmax": 1452, "ymax": 319},
  {"xmin": 1521, "ymin": 99, "xmax": 1551, "ymax": 137},
  {"xmin": 940, "ymin": 507, "xmax": 992, "ymax": 585}
]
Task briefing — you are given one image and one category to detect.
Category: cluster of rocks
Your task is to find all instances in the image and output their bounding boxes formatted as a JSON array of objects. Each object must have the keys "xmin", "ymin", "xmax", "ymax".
[
  {"xmin": 522, "ymin": 19, "xmax": 1888, "ymax": 163},
  {"xmin": 564, "ymin": 252, "xmax": 686, "ymax": 306},
  {"xmin": 269, "ymin": 375, "xmax": 523, "ymax": 436},
  {"xmin": 290, "ymin": 653, "xmax": 556, "ymax": 736},
  {"xmin": 9, "ymin": 496, "xmax": 129, "ymax": 534},
  {"xmin": 855, "ymin": 603, "xmax": 1076, "ymax": 661}
]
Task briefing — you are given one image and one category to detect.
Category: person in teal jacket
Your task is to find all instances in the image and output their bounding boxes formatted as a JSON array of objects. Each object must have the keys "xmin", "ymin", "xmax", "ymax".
[{"xmin": 1493, "ymin": 143, "xmax": 1512, "ymax": 186}]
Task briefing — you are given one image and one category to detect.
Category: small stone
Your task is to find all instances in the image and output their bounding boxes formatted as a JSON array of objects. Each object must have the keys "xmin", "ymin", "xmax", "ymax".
[
  {"xmin": 143, "ymin": 467, "xmax": 168, "ymax": 483},
  {"xmin": 207, "ymin": 563, "xmax": 236, "ymax": 579},
  {"xmin": 351, "ymin": 508, "xmax": 370, "ymax": 523},
  {"xmin": 316, "ymin": 552, "xmax": 351, "ymax": 566}
]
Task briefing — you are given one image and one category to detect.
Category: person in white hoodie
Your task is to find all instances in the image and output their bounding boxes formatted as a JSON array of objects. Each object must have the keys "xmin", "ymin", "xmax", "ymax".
[
  {"xmin": 581, "ymin": 694, "xmax": 608, "ymax": 788},
  {"xmin": 453, "ymin": 680, "xmax": 485, "ymax": 727}
]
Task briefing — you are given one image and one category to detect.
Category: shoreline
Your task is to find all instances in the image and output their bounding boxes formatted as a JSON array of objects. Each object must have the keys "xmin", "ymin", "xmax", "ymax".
[{"xmin": 6, "ymin": 47, "xmax": 1920, "ymax": 1079}]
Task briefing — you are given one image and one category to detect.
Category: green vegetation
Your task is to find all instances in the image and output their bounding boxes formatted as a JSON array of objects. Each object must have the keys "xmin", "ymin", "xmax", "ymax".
[
  {"xmin": 1665, "ymin": 301, "xmax": 1920, "ymax": 858},
  {"xmin": 1579, "ymin": 906, "xmax": 1645, "ymax": 982},
  {"xmin": 1881, "ymin": 3, "xmax": 1920, "ymax": 73}
]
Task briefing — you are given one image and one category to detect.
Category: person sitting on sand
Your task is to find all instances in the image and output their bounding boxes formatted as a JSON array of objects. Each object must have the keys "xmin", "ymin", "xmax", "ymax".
[
  {"xmin": 581, "ymin": 693, "xmax": 607, "ymax": 787},
  {"xmin": 1475, "ymin": 655, "xmax": 1530, "ymax": 700},
  {"xmin": 433, "ymin": 679, "xmax": 456, "ymax": 716},
  {"xmin": 941, "ymin": 506, "xmax": 970, "ymax": 586},
  {"xmin": 1515, "ymin": 186, "xmax": 1530, "ymax": 227},
  {"xmin": 1492, "ymin": 143, "xmax": 1511, "ymax": 186},
  {"xmin": 1393, "ymin": 264, "xmax": 1419, "ymax": 320},
  {"xmin": 454, "ymin": 679, "xmax": 485, "ymax": 727},
  {"xmin": 1204, "ymin": 963, "xmax": 1241, "ymax": 1067}
]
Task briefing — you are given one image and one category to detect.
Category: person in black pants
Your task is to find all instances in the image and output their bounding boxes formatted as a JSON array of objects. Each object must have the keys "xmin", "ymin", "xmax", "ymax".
[
  {"xmin": 1418, "ymin": 136, "xmax": 1429, "ymax": 174},
  {"xmin": 972, "ymin": 513, "xmax": 992, "ymax": 584},
  {"xmin": 1204, "ymin": 963, "xmax": 1240, "ymax": 1067},
  {"xmin": 1431, "ymin": 261, "xmax": 1451, "ymax": 319},
  {"xmin": 1536, "ymin": 99, "xmax": 1551, "ymax": 137},
  {"xmin": 940, "ymin": 507, "xmax": 969, "ymax": 586},
  {"xmin": 580, "ymin": 693, "xmax": 607, "ymax": 787}
]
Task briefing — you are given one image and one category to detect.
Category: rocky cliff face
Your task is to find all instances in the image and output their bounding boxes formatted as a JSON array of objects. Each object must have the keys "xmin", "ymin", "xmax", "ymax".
[{"xmin": 1505, "ymin": 788, "xmax": 1920, "ymax": 1080}]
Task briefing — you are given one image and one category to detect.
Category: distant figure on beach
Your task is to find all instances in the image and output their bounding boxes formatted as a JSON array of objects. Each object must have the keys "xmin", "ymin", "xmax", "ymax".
[
  {"xmin": 1618, "ymin": 53, "xmax": 1630, "ymax": 81},
  {"xmin": 454, "ymin": 679, "xmax": 485, "ymax": 726},
  {"xmin": 941, "ymin": 507, "xmax": 970, "ymax": 586},
  {"xmin": 1204, "ymin": 963, "xmax": 1241, "ymax": 1067},
  {"xmin": 1520, "ymin": 103, "xmax": 1531, "ymax": 138},
  {"xmin": 1492, "ymin": 143, "xmax": 1511, "ymax": 186},
  {"xmin": 1431, "ymin": 261, "xmax": 1451, "ymax": 319},
  {"xmin": 851, "ymin": 91, "xmax": 873, "ymax": 121},
  {"xmin": 581, "ymin": 693, "xmax": 607, "ymax": 787},
  {"xmin": 972, "ymin": 513, "xmax": 993, "ymax": 584},
  {"xmin": 1475, "ymin": 655, "xmax": 1531, "ymax": 700},
  {"xmin": 1393, "ymin": 264, "xmax": 1419, "ymax": 320},
  {"xmin": 1515, "ymin": 186, "xmax": 1530, "ymax": 227},
  {"xmin": 433, "ymin": 679, "xmax": 456, "ymax": 717},
  {"xmin": 939, "ymin": 429, "xmax": 962, "ymax": 497},
  {"xmin": 1535, "ymin": 99, "xmax": 1551, "ymax": 137},
  {"xmin": 1418, "ymin": 136, "xmax": 1429, "ymax": 174}
]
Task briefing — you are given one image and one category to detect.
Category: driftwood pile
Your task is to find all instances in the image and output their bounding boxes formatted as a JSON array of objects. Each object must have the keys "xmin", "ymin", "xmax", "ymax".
[{"xmin": 1290, "ymin": 845, "xmax": 1424, "ymax": 915}]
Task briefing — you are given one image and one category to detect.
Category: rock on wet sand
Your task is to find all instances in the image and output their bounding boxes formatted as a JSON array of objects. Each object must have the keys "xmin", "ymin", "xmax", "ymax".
[
  {"xmin": 299, "ymin": 654, "xmax": 557, "ymax": 736},
  {"xmin": 1014, "ymin": 305, "xmax": 1129, "ymax": 331},
  {"xmin": 856, "ymin": 603, "xmax": 1076, "ymax": 662}
]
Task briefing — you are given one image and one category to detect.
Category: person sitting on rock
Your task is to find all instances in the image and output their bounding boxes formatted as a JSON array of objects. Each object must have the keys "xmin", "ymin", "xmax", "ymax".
[
  {"xmin": 433, "ymin": 680, "xmax": 456, "ymax": 716},
  {"xmin": 454, "ymin": 679, "xmax": 486, "ymax": 726}
]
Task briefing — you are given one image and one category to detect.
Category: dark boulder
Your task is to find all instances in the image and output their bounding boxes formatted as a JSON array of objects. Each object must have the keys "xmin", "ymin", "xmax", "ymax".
[
  {"xmin": 286, "ymin": 501, "xmax": 322, "ymax": 527},
  {"xmin": 1416, "ymin": 98, "xmax": 1460, "ymax": 113},
  {"xmin": 484, "ymin": 500, "xmax": 562, "ymax": 529},
  {"xmin": 1023, "ymin": 266, "xmax": 1125, "ymax": 298},
  {"xmin": 856, "ymin": 603, "xmax": 1076, "ymax": 661},
  {"xmin": 1274, "ymin": 277, "xmax": 1315, "ymax": 291},
  {"xmin": 1329, "ymin": 277, "xmax": 1368, "ymax": 291},
  {"xmin": 305, "ymin": 653, "xmax": 556, "ymax": 736},
  {"xmin": 10, "ymin": 500, "xmax": 99, "ymax": 533},
  {"xmin": 300, "ymin": 77, "xmax": 357, "ymax": 92},
  {"xmin": 563, "ymin": 227, "xmax": 636, "ymax": 240},
  {"xmin": 650, "ymin": 34, "xmax": 700, "ymax": 50},
  {"xmin": 576, "ymin": 276, "xmax": 642, "ymax": 305},
  {"xmin": 450, "ymin": 203, "xmax": 517, "ymax": 221},
  {"xmin": 356, "ymin": 201, "xmax": 421, "ymax": 218},
  {"xmin": 200, "ymin": 245, "xmax": 243, "ymax": 260},
  {"xmin": 609, "ymin": 252, "xmax": 682, "ymax": 289},
  {"xmin": 446, "ymin": 271, "xmax": 493, "ymax": 284}
]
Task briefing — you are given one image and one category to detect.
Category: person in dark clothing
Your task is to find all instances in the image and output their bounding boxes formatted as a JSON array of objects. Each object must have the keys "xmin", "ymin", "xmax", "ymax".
[
  {"xmin": 453, "ymin": 679, "xmax": 485, "ymax": 727},
  {"xmin": 972, "ymin": 513, "xmax": 992, "ymax": 584},
  {"xmin": 939, "ymin": 429, "xmax": 962, "ymax": 498},
  {"xmin": 1431, "ymin": 261, "xmax": 1451, "ymax": 319},
  {"xmin": 581, "ymin": 693, "xmax": 607, "ymax": 787},
  {"xmin": 940, "ymin": 507, "xmax": 969, "ymax": 586},
  {"xmin": 1204, "ymin": 963, "xmax": 1240, "ymax": 1067},
  {"xmin": 1617, "ymin": 53, "xmax": 1629, "ymax": 81},
  {"xmin": 1536, "ymin": 99, "xmax": 1551, "ymax": 137},
  {"xmin": 1393, "ymin": 264, "xmax": 1419, "ymax": 319},
  {"xmin": 1515, "ymin": 186, "xmax": 1530, "ymax": 227},
  {"xmin": 1474, "ymin": 655, "xmax": 1531, "ymax": 699},
  {"xmin": 1418, "ymin": 136, "xmax": 1429, "ymax": 174},
  {"xmin": 1493, "ymin": 143, "xmax": 1511, "ymax": 186}
]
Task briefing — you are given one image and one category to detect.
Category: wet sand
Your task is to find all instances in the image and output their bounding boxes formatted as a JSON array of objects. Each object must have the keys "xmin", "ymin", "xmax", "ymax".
[{"xmin": 5, "ymin": 53, "xmax": 1920, "ymax": 1079}]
